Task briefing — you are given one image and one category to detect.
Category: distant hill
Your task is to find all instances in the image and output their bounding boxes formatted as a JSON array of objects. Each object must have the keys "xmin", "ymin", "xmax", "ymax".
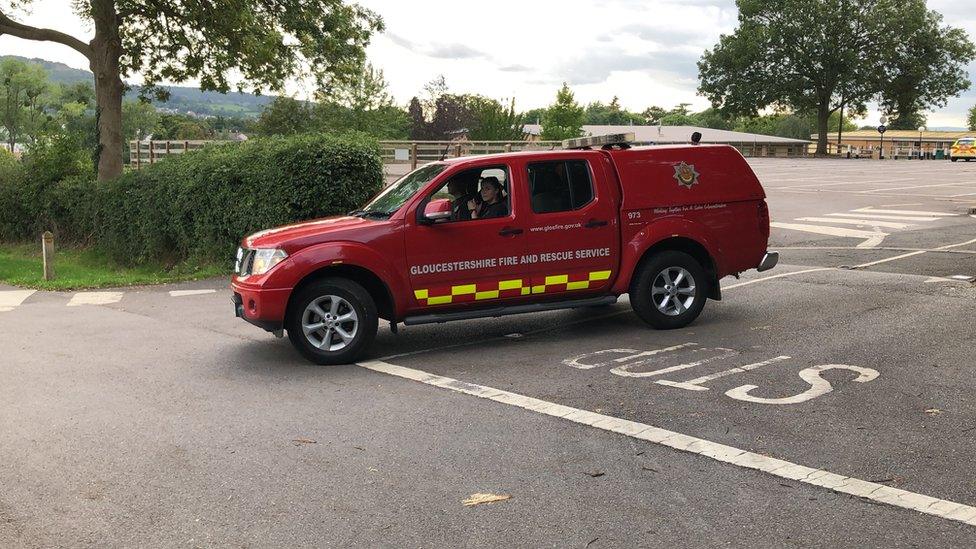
[{"xmin": 3, "ymin": 55, "xmax": 274, "ymax": 118}]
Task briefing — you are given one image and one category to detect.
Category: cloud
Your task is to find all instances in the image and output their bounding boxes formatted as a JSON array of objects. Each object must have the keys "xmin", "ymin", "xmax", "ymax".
[
  {"xmin": 498, "ymin": 64, "xmax": 532, "ymax": 72},
  {"xmin": 614, "ymin": 23, "xmax": 708, "ymax": 45},
  {"xmin": 384, "ymin": 32, "xmax": 486, "ymax": 60},
  {"xmin": 557, "ymin": 49, "xmax": 703, "ymax": 86}
]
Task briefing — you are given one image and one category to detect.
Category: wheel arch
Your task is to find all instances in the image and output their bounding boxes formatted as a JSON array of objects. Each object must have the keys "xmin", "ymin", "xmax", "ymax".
[
  {"xmin": 287, "ymin": 264, "xmax": 396, "ymax": 324},
  {"xmin": 626, "ymin": 236, "xmax": 721, "ymax": 301}
]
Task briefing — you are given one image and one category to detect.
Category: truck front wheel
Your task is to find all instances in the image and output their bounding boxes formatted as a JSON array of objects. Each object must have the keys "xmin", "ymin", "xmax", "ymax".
[
  {"xmin": 286, "ymin": 277, "xmax": 378, "ymax": 365},
  {"xmin": 630, "ymin": 251, "xmax": 709, "ymax": 329}
]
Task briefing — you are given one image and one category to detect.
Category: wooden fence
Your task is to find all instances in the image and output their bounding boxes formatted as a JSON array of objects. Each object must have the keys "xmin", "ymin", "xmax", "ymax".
[
  {"xmin": 129, "ymin": 138, "xmax": 810, "ymax": 174},
  {"xmin": 129, "ymin": 140, "xmax": 220, "ymax": 169}
]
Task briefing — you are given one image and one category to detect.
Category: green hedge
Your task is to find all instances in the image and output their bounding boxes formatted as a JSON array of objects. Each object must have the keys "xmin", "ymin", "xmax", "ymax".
[{"xmin": 0, "ymin": 132, "xmax": 384, "ymax": 265}]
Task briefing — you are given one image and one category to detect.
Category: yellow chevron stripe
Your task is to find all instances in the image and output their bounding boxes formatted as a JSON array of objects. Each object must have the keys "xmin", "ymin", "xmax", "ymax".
[
  {"xmin": 452, "ymin": 284, "xmax": 477, "ymax": 295},
  {"xmin": 475, "ymin": 290, "xmax": 500, "ymax": 300},
  {"xmin": 498, "ymin": 279, "xmax": 523, "ymax": 290},
  {"xmin": 566, "ymin": 280, "xmax": 590, "ymax": 291},
  {"xmin": 589, "ymin": 270, "xmax": 612, "ymax": 281},
  {"xmin": 414, "ymin": 289, "xmax": 429, "ymax": 300},
  {"xmin": 545, "ymin": 274, "xmax": 569, "ymax": 285},
  {"xmin": 427, "ymin": 295, "xmax": 453, "ymax": 305}
]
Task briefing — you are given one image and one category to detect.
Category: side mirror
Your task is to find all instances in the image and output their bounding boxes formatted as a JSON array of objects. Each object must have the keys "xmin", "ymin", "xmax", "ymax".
[{"xmin": 422, "ymin": 198, "xmax": 453, "ymax": 223}]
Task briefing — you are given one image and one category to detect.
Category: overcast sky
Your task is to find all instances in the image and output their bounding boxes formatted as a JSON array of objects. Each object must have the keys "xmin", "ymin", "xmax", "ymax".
[{"xmin": 4, "ymin": 0, "xmax": 976, "ymax": 127}]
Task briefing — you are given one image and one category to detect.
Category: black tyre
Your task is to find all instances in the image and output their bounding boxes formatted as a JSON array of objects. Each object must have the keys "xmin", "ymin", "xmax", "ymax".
[
  {"xmin": 286, "ymin": 277, "xmax": 378, "ymax": 365},
  {"xmin": 629, "ymin": 251, "xmax": 709, "ymax": 329},
  {"xmin": 952, "ymin": 158, "xmax": 958, "ymax": 162}
]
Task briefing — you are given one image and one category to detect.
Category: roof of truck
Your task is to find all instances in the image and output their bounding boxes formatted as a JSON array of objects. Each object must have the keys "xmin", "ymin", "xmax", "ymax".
[
  {"xmin": 524, "ymin": 124, "xmax": 811, "ymax": 144},
  {"xmin": 441, "ymin": 144, "xmax": 733, "ymax": 166}
]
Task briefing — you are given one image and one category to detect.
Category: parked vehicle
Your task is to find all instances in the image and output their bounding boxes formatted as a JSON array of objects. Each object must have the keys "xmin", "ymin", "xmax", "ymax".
[
  {"xmin": 950, "ymin": 137, "xmax": 976, "ymax": 162},
  {"xmin": 232, "ymin": 133, "xmax": 778, "ymax": 364}
]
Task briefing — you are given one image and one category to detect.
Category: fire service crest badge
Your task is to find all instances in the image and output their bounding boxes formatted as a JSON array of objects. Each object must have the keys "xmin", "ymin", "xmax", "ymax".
[{"xmin": 672, "ymin": 162, "xmax": 700, "ymax": 189}]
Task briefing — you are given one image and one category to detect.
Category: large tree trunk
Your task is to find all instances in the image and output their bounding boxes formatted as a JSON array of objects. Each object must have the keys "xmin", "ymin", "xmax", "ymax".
[
  {"xmin": 90, "ymin": 0, "xmax": 124, "ymax": 181},
  {"xmin": 816, "ymin": 103, "xmax": 830, "ymax": 156}
]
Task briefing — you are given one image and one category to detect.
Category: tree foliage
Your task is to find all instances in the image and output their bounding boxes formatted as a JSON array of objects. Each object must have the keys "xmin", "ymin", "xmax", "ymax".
[
  {"xmin": 0, "ymin": 58, "xmax": 50, "ymax": 150},
  {"xmin": 466, "ymin": 97, "xmax": 525, "ymax": 141},
  {"xmin": 584, "ymin": 96, "xmax": 644, "ymax": 125},
  {"xmin": 540, "ymin": 83, "xmax": 585, "ymax": 141},
  {"xmin": 698, "ymin": 0, "xmax": 972, "ymax": 155},
  {"xmin": 0, "ymin": 0, "xmax": 382, "ymax": 180},
  {"xmin": 878, "ymin": 2, "xmax": 974, "ymax": 130}
]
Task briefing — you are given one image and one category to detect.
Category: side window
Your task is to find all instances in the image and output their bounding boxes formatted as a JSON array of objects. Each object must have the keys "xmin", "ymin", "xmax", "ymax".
[
  {"xmin": 528, "ymin": 160, "xmax": 594, "ymax": 214},
  {"xmin": 428, "ymin": 165, "xmax": 511, "ymax": 222}
]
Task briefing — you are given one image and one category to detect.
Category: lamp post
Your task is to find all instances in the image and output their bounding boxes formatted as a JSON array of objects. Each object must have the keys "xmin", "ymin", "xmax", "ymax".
[
  {"xmin": 918, "ymin": 126, "xmax": 926, "ymax": 159},
  {"xmin": 878, "ymin": 115, "xmax": 888, "ymax": 160}
]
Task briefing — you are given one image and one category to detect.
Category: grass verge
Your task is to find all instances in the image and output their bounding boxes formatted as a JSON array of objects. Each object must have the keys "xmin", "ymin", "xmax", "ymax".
[{"xmin": 0, "ymin": 243, "xmax": 228, "ymax": 291}]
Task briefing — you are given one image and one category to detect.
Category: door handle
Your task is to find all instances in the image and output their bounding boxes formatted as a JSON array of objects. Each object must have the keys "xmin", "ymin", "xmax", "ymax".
[
  {"xmin": 498, "ymin": 227, "xmax": 523, "ymax": 236},
  {"xmin": 585, "ymin": 219, "xmax": 608, "ymax": 228}
]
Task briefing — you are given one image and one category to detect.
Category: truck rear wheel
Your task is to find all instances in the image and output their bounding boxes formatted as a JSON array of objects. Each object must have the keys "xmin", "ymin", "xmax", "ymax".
[
  {"xmin": 630, "ymin": 251, "xmax": 709, "ymax": 329},
  {"xmin": 286, "ymin": 278, "xmax": 378, "ymax": 365}
]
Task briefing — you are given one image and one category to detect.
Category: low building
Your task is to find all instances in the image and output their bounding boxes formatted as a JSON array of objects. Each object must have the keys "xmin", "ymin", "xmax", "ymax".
[
  {"xmin": 812, "ymin": 129, "xmax": 973, "ymax": 158},
  {"xmin": 523, "ymin": 124, "xmax": 810, "ymax": 157}
]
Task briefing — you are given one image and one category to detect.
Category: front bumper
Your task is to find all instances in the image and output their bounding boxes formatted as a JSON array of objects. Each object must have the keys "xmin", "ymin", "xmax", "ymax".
[
  {"xmin": 757, "ymin": 251, "xmax": 779, "ymax": 272},
  {"xmin": 232, "ymin": 280, "xmax": 290, "ymax": 332}
]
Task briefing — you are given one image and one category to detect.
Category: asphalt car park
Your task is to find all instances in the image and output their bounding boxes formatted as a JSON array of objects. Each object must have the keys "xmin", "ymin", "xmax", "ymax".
[{"xmin": 2, "ymin": 158, "xmax": 976, "ymax": 547}]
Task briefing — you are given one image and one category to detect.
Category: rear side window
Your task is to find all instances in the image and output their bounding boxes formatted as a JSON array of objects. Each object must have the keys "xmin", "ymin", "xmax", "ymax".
[{"xmin": 527, "ymin": 160, "xmax": 594, "ymax": 214}]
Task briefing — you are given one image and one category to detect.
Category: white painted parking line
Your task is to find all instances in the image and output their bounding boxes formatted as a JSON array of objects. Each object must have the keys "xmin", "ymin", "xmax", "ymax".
[
  {"xmin": 770, "ymin": 222, "xmax": 886, "ymax": 240},
  {"xmin": 67, "ymin": 292, "xmax": 124, "ymax": 307},
  {"xmin": 723, "ymin": 268, "xmax": 833, "ymax": 290},
  {"xmin": 357, "ymin": 359, "xmax": 976, "ymax": 527},
  {"xmin": 826, "ymin": 212, "xmax": 939, "ymax": 222},
  {"xmin": 0, "ymin": 290, "xmax": 36, "ymax": 312},
  {"xmin": 796, "ymin": 217, "xmax": 912, "ymax": 230},
  {"xmin": 853, "ymin": 207, "xmax": 958, "ymax": 217},
  {"xmin": 852, "ymin": 251, "xmax": 928, "ymax": 269},
  {"xmin": 169, "ymin": 289, "xmax": 217, "ymax": 297}
]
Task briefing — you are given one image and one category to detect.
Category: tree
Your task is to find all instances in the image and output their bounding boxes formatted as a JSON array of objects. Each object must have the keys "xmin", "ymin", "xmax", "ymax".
[
  {"xmin": 467, "ymin": 97, "xmax": 525, "ymax": 140},
  {"xmin": 0, "ymin": 58, "xmax": 48, "ymax": 151},
  {"xmin": 420, "ymin": 75, "xmax": 448, "ymax": 120},
  {"xmin": 877, "ymin": 3, "xmax": 974, "ymax": 131},
  {"xmin": 427, "ymin": 94, "xmax": 476, "ymax": 140},
  {"xmin": 584, "ymin": 97, "xmax": 643, "ymax": 125},
  {"xmin": 659, "ymin": 104, "xmax": 696, "ymax": 126},
  {"xmin": 315, "ymin": 61, "xmax": 409, "ymax": 139},
  {"xmin": 255, "ymin": 96, "xmax": 314, "ymax": 136},
  {"xmin": 521, "ymin": 107, "xmax": 546, "ymax": 125},
  {"xmin": 407, "ymin": 97, "xmax": 427, "ymax": 139},
  {"xmin": 540, "ymin": 83, "xmax": 584, "ymax": 141},
  {"xmin": 691, "ymin": 108, "xmax": 733, "ymax": 130},
  {"xmin": 699, "ymin": 0, "xmax": 906, "ymax": 155},
  {"xmin": 0, "ymin": 0, "xmax": 381, "ymax": 180},
  {"xmin": 969, "ymin": 106, "xmax": 976, "ymax": 132},
  {"xmin": 642, "ymin": 106, "xmax": 668, "ymax": 124}
]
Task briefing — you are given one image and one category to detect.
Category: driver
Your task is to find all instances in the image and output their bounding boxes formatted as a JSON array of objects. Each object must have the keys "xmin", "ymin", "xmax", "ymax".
[
  {"xmin": 447, "ymin": 179, "xmax": 477, "ymax": 221},
  {"xmin": 468, "ymin": 177, "xmax": 507, "ymax": 219}
]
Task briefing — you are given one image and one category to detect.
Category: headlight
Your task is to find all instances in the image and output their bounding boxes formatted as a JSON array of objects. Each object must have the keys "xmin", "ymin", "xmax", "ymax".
[{"xmin": 249, "ymin": 248, "xmax": 288, "ymax": 276}]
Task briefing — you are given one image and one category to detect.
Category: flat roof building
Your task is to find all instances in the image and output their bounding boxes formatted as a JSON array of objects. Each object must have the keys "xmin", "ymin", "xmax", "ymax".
[{"xmin": 811, "ymin": 129, "xmax": 974, "ymax": 158}]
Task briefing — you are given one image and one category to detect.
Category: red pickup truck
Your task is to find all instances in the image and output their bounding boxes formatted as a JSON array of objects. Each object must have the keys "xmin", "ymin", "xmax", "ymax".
[{"xmin": 232, "ymin": 134, "xmax": 777, "ymax": 364}]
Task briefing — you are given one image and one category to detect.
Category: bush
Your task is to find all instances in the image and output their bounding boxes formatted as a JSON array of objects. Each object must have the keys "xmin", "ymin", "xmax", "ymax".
[
  {"xmin": 0, "ymin": 148, "xmax": 25, "ymax": 239},
  {"xmin": 98, "ymin": 131, "xmax": 383, "ymax": 265},
  {"xmin": 0, "ymin": 132, "xmax": 383, "ymax": 266},
  {"xmin": 0, "ymin": 134, "xmax": 94, "ymax": 242}
]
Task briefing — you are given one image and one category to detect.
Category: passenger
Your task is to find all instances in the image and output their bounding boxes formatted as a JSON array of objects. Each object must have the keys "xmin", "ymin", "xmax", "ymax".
[
  {"xmin": 447, "ymin": 179, "xmax": 477, "ymax": 220},
  {"xmin": 468, "ymin": 177, "xmax": 507, "ymax": 219}
]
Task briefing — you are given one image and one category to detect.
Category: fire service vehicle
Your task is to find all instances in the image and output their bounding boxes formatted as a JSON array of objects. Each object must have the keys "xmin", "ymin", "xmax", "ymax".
[{"xmin": 232, "ymin": 133, "xmax": 778, "ymax": 364}]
